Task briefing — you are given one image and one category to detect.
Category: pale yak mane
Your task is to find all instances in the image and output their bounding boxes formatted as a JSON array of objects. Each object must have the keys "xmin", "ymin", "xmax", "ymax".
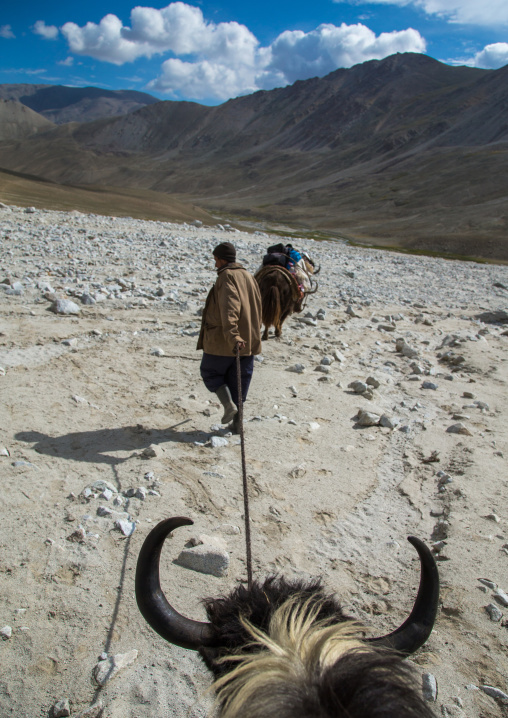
[
  {"xmin": 212, "ymin": 599, "xmax": 434, "ymax": 718},
  {"xmin": 135, "ymin": 518, "xmax": 440, "ymax": 718}
]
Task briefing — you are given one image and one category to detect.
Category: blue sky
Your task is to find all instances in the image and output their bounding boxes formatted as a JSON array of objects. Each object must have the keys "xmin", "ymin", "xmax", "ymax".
[{"xmin": 1, "ymin": 0, "xmax": 507, "ymax": 104}]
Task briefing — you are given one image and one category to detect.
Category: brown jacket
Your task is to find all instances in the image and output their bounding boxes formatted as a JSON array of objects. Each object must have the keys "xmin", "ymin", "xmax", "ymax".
[{"xmin": 197, "ymin": 263, "xmax": 262, "ymax": 356}]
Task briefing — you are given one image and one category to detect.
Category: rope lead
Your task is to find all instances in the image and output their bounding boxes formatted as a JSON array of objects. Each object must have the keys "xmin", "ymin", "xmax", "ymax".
[{"xmin": 236, "ymin": 344, "xmax": 253, "ymax": 589}]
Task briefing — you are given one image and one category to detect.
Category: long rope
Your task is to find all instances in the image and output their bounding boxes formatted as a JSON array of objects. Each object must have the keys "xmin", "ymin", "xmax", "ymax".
[{"xmin": 236, "ymin": 345, "xmax": 253, "ymax": 589}]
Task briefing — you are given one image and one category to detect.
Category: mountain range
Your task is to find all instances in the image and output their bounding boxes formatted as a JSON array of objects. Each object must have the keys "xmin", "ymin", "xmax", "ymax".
[{"xmin": 1, "ymin": 53, "xmax": 507, "ymax": 261}]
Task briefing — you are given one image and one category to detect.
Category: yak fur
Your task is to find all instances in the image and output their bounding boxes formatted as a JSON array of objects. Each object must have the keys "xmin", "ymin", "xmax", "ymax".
[
  {"xmin": 254, "ymin": 266, "xmax": 305, "ymax": 340},
  {"xmin": 199, "ymin": 576, "xmax": 436, "ymax": 718}
]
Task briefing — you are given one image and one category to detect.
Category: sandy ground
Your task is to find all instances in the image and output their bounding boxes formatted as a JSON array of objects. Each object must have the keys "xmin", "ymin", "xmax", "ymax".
[{"xmin": 0, "ymin": 205, "xmax": 507, "ymax": 718}]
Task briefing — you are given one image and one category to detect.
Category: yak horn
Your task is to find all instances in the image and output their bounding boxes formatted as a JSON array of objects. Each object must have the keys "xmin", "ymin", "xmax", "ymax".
[
  {"xmin": 135, "ymin": 517, "xmax": 217, "ymax": 650},
  {"xmin": 368, "ymin": 536, "xmax": 439, "ymax": 655}
]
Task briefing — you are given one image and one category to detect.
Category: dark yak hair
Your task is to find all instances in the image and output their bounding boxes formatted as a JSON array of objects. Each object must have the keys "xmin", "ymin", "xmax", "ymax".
[
  {"xmin": 199, "ymin": 576, "xmax": 350, "ymax": 676},
  {"xmin": 204, "ymin": 579, "xmax": 436, "ymax": 718},
  {"xmin": 135, "ymin": 519, "xmax": 440, "ymax": 718}
]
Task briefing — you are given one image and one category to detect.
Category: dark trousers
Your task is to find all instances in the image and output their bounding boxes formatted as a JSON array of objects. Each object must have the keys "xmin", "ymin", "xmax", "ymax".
[{"xmin": 200, "ymin": 353, "xmax": 255, "ymax": 407}]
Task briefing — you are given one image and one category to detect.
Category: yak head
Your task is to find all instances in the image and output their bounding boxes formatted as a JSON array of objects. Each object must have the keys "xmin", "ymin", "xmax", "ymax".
[{"xmin": 136, "ymin": 517, "xmax": 439, "ymax": 718}]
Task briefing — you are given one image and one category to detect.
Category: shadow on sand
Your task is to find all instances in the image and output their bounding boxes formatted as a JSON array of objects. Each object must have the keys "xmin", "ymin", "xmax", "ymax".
[{"xmin": 15, "ymin": 419, "xmax": 220, "ymax": 467}]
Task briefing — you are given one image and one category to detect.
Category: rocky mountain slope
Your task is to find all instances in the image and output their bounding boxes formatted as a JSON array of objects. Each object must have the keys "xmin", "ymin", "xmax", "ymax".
[
  {"xmin": 0, "ymin": 54, "xmax": 507, "ymax": 260},
  {"xmin": 0, "ymin": 100, "xmax": 55, "ymax": 141},
  {"xmin": 0, "ymin": 84, "xmax": 159, "ymax": 124}
]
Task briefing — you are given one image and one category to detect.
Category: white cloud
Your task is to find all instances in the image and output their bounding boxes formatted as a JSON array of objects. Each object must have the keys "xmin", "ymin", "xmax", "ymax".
[
  {"xmin": 61, "ymin": 3, "xmax": 258, "ymax": 66},
  {"xmin": 334, "ymin": 0, "xmax": 508, "ymax": 27},
  {"xmin": 59, "ymin": 2, "xmax": 426, "ymax": 100},
  {"xmin": 58, "ymin": 56, "xmax": 74, "ymax": 66},
  {"xmin": 150, "ymin": 57, "xmax": 261, "ymax": 99},
  {"xmin": 471, "ymin": 43, "xmax": 508, "ymax": 68},
  {"xmin": 33, "ymin": 20, "xmax": 59, "ymax": 40},
  {"xmin": 0, "ymin": 24, "xmax": 15, "ymax": 39},
  {"xmin": 266, "ymin": 23, "xmax": 426, "ymax": 83}
]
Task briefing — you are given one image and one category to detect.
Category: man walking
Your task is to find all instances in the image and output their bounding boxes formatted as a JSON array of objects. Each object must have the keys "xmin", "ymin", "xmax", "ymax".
[{"xmin": 197, "ymin": 242, "xmax": 262, "ymax": 432}]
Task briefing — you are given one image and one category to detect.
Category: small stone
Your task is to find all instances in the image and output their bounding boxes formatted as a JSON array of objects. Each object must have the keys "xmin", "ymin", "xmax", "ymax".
[
  {"xmin": 314, "ymin": 365, "xmax": 330, "ymax": 373},
  {"xmin": 0, "ymin": 626, "xmax": 12, "ymax": 640},
  {"xmin": 478, "ymin": 578, "xmax": 497, "ymax": 590},
  {"xmin": 307, "ymin": 422, "xmax": 320, "ymax": 431},
  {"xmin": 446, "ymin": 423, "xmax": 473, "ymax": 436},
  {"xmin": 0, "ymin": 447, "xmax": 10, "ymax": 456},
  {"xmin": 289, "ymin": 464, "xmax": 306, "ymax": 478},
  {"xmin": 135, "ymin": 487, "xmax": 147, "ymax": 500},
  {"xmin": 6, "ymin": 282, "xmax": 23, "ymax": 295},
  {"xmin": 332, "ymin": 349, "xmax": 346, "ymax": 363},
  {"xmin": 287, "ymin": 363, "xmax": 305, "ymax": 374},
  {"xmin": 210, "ymin": 436, "xmax": 229, "ymax": 448},
  {"xmin": 345, "ymin": 305, "xmax": 360, "ymax": 317},
  {"xmin": 150, "ymin": 347, "xmax": 165, "ymax": 356},
  {"xmin": 91, "ymin": 480, "xmax": 116, "ymax": 493},
  {"xmin": 356, "ymin": 410, "xmax": 381, "ymax": 427},
  {"xmin": 422, "ymin": 381, "xmax": 438, "ymax": 390},
  {"xmin": 422, "ymin": 673, "xmax": 438, "ymax": 702},
  {"xmin": 366, "ymin": 376, "xmax": 380, "ymax": 388},
  {"xmin": 51, "ymin": 299, "xmax": 81, "ymax": 315},
  {"xmin": 321, "ymin": 356, "xmax": 333, "ymax": 366},
  {"xmin": 97, "ymin": 506, "xmax": 113, "ymax": 517},
  {"xmin": 81, "ymin": 293, "xmax": 96, "ymax": 305},
  {"xmin": 115, "ymin": 519, "xmax": 136, "ymax": 536},
  {"xmin": 216, "ymin": 524, "xmax": 241, "ymax": 535},
  {"xmin": 379, "ymin": 414, "xmax": 399, "ymax": 429},
  {"xmin": 67, "ymin": 526, "xmax": 86, "ymax": 543},
  {"xmin": 494, "ymin": 588, "xmax": 508, "ymax": 607},
  {"xmin": 142, "ymin": 445, "xmax": 159, "ymax": 457},
  {"xmin": 349, "ymin": 380, "xmax": 368, "ymax": 394},
  {"xmin": 479, "ymin": 685, "xmax": 508, "ymax": 702},
  {"xmin": 484, "ymin": 513, "xmax": 500, "ymax": 522},
  {"xmin": 485, "ymin": 603, "xmax": 503, "ymax": 622},
  {"xmin": 93, "ymin": 650, "xmax": 138, "ymax": 686},
  {"xmin": 52, "ymin": 699, "xmax": 71, "ymax": 717},
  {"xmin": 431, "ymin": 540, "xmax": 446, "ymax": 553},
  {"xmin": 176, "ymin": 544, "xmax": 229, "ymax": 577}
]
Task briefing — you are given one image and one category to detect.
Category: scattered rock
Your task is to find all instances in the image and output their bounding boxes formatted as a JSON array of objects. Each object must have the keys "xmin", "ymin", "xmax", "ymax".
[
  {"xmin": 66, "ymin": 527, "xmax": 86, "ymax": 543},
  {"xmin": 210, "ymin": 436, "xmax": 229, "ymax": 448},
  {"xmin": 286, "ymin": 363, "xmax": 305, "ymax": 373},
  {"xmin": 422, "ymin": 672, "xmax": 438, "ymax": 701},
  {"xmin": 93, "ymin": 650, "xmax": 138, "ymax": 686},
  {"xmin": 114, "ymin": 519, "xmax": 136, "ymax": 536},
  {"xmin": 485, "ymin": 603, "xmax": 503, "ymax": 622},
  {"xmin": 349, "ymin": 380, "xmax": 368, "ymax": 394},
  {"xmin": 51, "ymin": 299, "xmax": 81, "ymax": 315},
  {"xmin": 479, "ymin": 685, "xmax": 508, "ymax": 702},
  {"xmin": 494, "ymin": 588, "xmax": 508, "ymax": 607},
  {"xmin": 446, "ymin": 423, "xmax": 473, "ymax": 436},
  {"xmin": 176, "ymin": 544, "xmax": 229, "ymax": 577},
  {"xmin": 356, "ymin": 410, "xmax": 381, "ymax": 427},
  {"xmin": 1, "ymin": 626, "xmax": 12, "ymax": 640},
  {"xmin": 52, "ymin": 699, "xmax": 71, "ymax": 717}
]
